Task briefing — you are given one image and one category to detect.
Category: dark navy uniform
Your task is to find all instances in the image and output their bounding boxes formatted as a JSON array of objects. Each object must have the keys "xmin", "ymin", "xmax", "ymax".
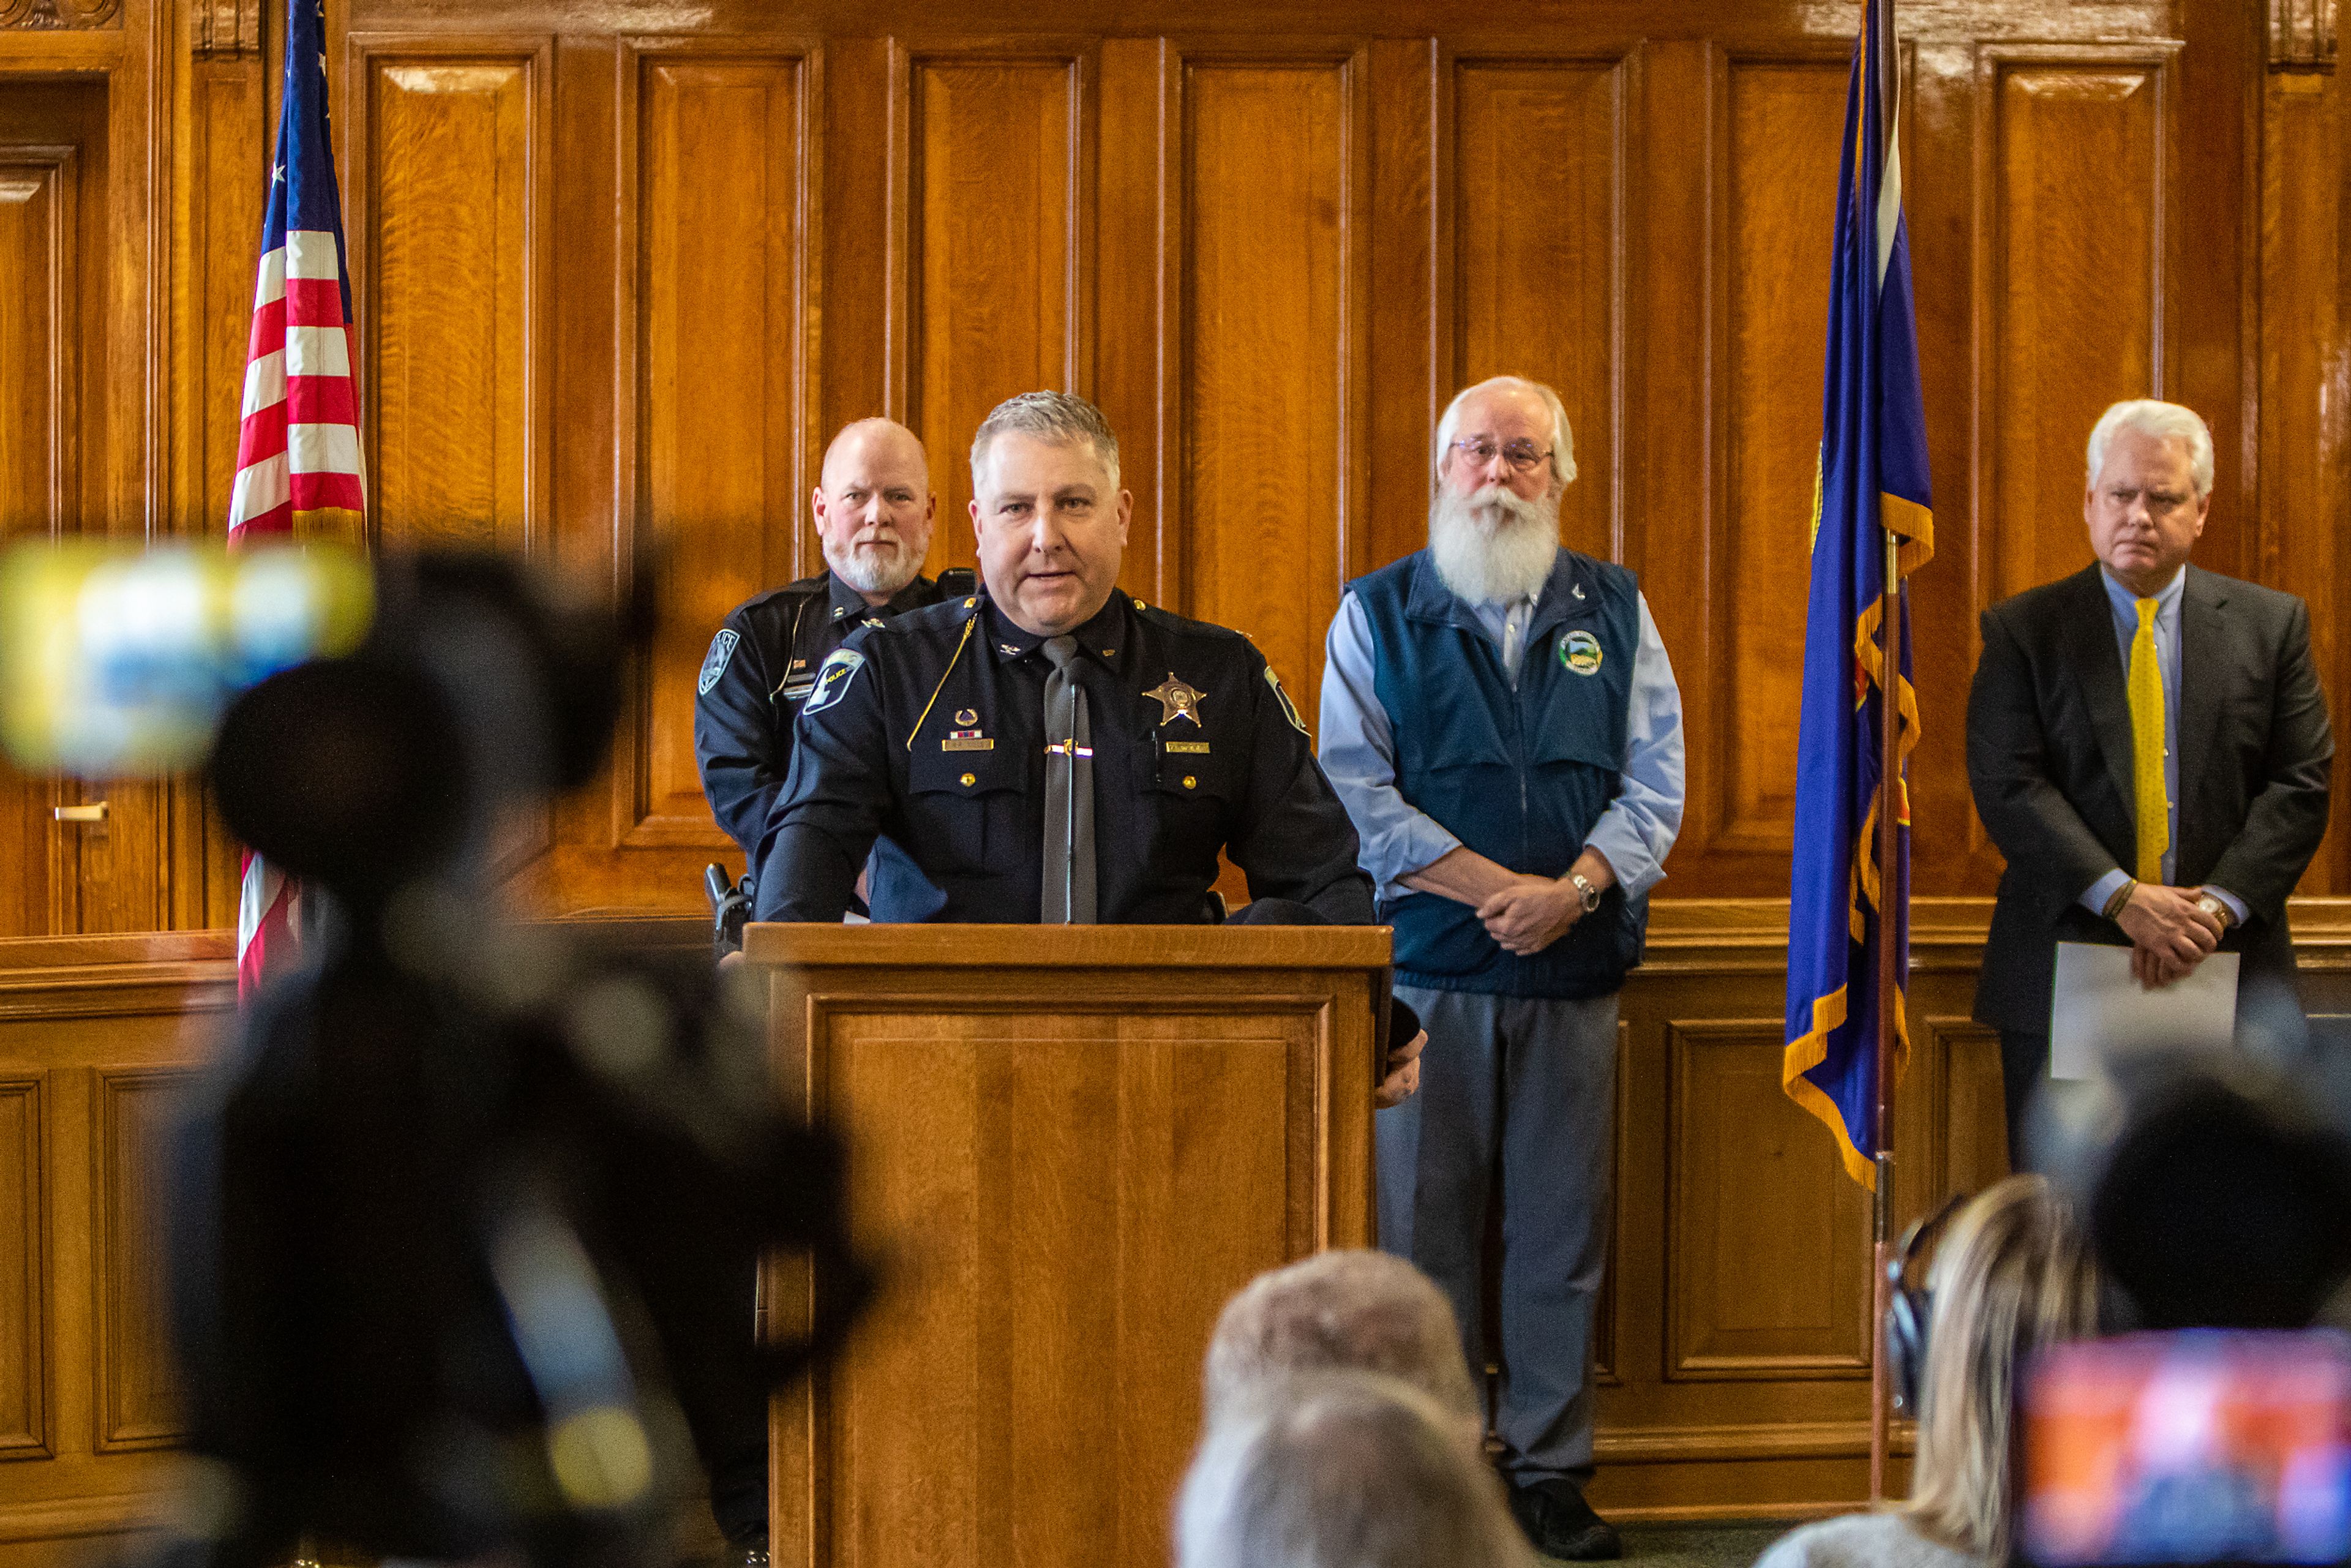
[
  {"xmin": 754, "ymin": 588, "xmax": 1374, "ymax": 924},
  {"xmin": 694, "ymin": 569, "xmax": 961, "ymax": 867}
]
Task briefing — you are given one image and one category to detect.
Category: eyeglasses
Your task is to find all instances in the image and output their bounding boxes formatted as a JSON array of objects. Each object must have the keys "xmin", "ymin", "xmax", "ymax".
[{"xmin": 1449, "ymin": 437, "xmax": 1552, "ymax": 475}]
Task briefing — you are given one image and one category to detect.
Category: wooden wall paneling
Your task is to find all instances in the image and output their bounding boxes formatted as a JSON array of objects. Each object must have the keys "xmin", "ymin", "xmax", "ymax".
[
  {"xmin": 894, "ymin": 40, "xmax": 1092, "ymax": 576},
  {"xmin": 816, "ymin": 34, "xmax": 888, "ymax": 476},
  {"xmin": 613, "ymin": 37, "xmax": 815, "ymax": 849},
  {"xmin": 0, "ymin": 1075, "xmax": 47, "ymax": 1459},
  {"xmin": 1448, "ymin": 47, "xmax": 1633, "ymax": 567},
  {"xmin": 1363, "ymin": 38, "xmax": 1436, "ymax": 580},
  {"xmin": 346, "ymin": 34, "xmax": 551, "ymax": 561},
  {"xmin": 1092, "ymin": 37, "xmax": 1171, "ymax": 604},
  {"xmin": 90, "ymin": 1070, "xmax": 184, "ymax": 1449},
  {"xmin": 1665, "ymin": 1018, "xmax": 1869, "ymax": 1379},
  {"xmin": 2261, "ymin": 69, "xmax": 2347, "ymax": 893},
  {"xmin": 1928, "ymin": 1016, "xmax": 2008, "ymax": 1198},
  {"xmin": 1974, "ymin": 45, "xmax": 2175, "ymax": 610},
  {"xmin": 1174, "ymin": 41, "xmax": 1368, "ymax": 723},
  {"xmin": 1708, "ymin": 51, "xmax": 1860, "ymax": 883}
]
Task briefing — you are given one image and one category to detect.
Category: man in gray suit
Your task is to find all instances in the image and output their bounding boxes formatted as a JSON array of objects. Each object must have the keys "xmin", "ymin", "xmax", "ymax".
[{"xmin": 1967, "ymin": 399, "xmax": 2333, "ymax": 1163}]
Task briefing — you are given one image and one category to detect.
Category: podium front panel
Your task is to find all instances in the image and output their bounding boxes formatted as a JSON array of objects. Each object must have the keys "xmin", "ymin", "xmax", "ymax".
[{"xmin": 751, "ymin": 925, "xmax": 1385, "ymax": 1568}]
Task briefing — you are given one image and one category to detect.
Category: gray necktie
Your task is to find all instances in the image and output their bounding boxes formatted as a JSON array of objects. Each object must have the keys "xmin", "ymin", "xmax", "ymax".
[{"xmin": 1040, "ymin": 635, "xmax": 1097, "ymax": 923}]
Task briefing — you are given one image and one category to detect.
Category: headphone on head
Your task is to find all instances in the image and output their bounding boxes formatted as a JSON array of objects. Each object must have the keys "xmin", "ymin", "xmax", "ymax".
[{"xmin": 1885, "ymin": 1192, "xmax": 1969, "ymax": 1417}]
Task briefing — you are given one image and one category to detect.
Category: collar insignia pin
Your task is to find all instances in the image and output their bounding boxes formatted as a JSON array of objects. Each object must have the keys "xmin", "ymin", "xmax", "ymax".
[
  {"xmin": 955, "ymin": 708, "xmax": 978, "ymax": 726},
  {"xmin": 1144, "ymin": 673, "xmax": 1206, "ymax": 727}
]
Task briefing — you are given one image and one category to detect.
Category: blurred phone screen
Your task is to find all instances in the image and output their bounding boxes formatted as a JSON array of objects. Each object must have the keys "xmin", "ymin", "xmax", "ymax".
[
  {"xmin": 2020, "ymin": 1330, "xmax": 2351, "ymax": 1567},
  {"xmin": 0, "ymin": 542, "xmax": 370, "ymax": 776}
]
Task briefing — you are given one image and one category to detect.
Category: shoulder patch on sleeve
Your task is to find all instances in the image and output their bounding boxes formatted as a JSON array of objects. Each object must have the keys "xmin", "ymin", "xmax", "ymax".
[
  {"xmin": 698, "ymin": 628, "xmax": 740, "ymax": 696},
  {"xmin": 802, "ymin": 648, "xmax": 866, "ymax": 716},
  {"xmin": 1265, "ymin": 666, "xmax": 1309, "ymax": 735}
]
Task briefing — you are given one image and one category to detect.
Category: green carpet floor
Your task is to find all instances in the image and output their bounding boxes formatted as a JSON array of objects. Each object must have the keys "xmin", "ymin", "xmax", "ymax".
[{"xmin": 1602, "ymin": 1518, "xmax": 1807, "ymax": 1568}]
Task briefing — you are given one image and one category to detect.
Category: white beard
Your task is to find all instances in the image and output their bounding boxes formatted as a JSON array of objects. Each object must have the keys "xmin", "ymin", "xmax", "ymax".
[
  {"xmin": 825, "ymin": 533, "xmax": 924, "ymax": 599},
  {"xmin": 1428, "ymin": 484, "xmax": 1560, "ymax": 605}
]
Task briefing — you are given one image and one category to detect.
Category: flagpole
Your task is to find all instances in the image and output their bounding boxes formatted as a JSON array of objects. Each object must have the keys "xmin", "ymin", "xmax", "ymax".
[{"xmin": 1867, "ymin": 0, "xmax": 1901, "ymax": 1504}]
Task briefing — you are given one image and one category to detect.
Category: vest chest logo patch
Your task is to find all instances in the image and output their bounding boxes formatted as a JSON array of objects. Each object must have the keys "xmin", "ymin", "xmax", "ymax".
[
  {"xmin": 698, "ymin": 628, "xmax": 739, "ymax": 695},
  {"xmin": 1561, "ymin": 629, "xmax": 1603, "ymax": 677},
  {"xmin": 803, "ymin": 648, "xmax": 865, "ymax": 715}
]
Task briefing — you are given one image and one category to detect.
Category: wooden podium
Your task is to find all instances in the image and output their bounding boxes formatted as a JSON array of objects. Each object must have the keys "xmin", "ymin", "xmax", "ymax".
[{"xmin": 743, "ymin": 922, "xmax": 1391, "ymax": 1568}]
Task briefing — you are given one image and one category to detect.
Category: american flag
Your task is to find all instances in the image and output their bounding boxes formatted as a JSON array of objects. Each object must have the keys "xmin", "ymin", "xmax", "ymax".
[{"xmin": 228, "ymin": 0, "xmax": 365, "ymax": 997}]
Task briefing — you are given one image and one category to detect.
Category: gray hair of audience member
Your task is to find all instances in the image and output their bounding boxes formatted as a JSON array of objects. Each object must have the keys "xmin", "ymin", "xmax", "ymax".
[
  {"xmin": 1433, "ymin": 375, "xmax": 1578, "ymax": 490},
  {"xmin": 1176, "ymin": 1371, "xmax": 1537, "ymax": 1568},
  {"xmin": 969, "ymin": 389, "xmax": 1122, "ymax": 493},
  {"xmin": 1905, "ymin": 1172, "xmax": 2101, "ymax": 1561},
  {"xmin": 1203, "ymin": 1250, "xmax": 1480, "ymax": 1435},
  {"xmin": 2085, "ymin": 399, "xmax": 2215, "ymax": 498}
]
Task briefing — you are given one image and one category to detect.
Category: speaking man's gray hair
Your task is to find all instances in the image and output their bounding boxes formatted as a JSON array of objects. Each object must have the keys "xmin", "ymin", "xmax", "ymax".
[
  {"xmin": 1203, "ymin": 1250, "xmax": 1480, "ymax": 1433},
  {"xmin": 1176, "ymin": 1371, "xmax": 1537, "ymax": 1568},
  {"xmin": 969, "ymin": 389, "xmax": 1122, "ymax": 492},
  {"xmin": 2085, "ymin": 399, "xmax": 2214, "ymax": 498},
  {"xmin": 1434, "ymin": 375, "xmax": 1578, "ymax": 490}
]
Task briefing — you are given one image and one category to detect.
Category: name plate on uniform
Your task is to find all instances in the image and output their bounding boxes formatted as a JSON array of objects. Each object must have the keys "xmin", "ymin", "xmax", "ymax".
[
  {"xmin": 942, "ymin": 737, "xmax": 995, "ymax": 751},
  {"xmin": 1164, "ymin": 741, "xmax": 1211, "ymax": 754}
]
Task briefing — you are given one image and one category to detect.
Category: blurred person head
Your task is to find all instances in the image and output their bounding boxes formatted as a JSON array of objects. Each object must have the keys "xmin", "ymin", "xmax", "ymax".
[
  {"xmin": 812, "ymin": 418, "xmax": 936, "ymax": 606},
  {"xmin": 1202, "ymin": 1250, "xmax": 1480, "ymax": 1443},
  {"xmin": 2082, "ymin": 400, "xmax": 2212, "ymax": 598},
  {"xmin": 1430, "ymin": 377, "xmax": 1573, "ymax": 605},
  {"xmin": 1905, "ymin": 1174, "xmax": 2102, "ymax": 1561},
  {"xmin": 1175, "ymin": 1371, "xmax": 1536, "ymax": 1568},
  {"xmin": 967, "ymin": 391, "xmax": 1133, "ymax": 637}
]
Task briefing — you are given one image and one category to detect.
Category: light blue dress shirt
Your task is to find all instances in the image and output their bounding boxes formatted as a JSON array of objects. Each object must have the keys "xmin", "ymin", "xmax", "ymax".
[
  {"xmin": 2077, "ymin": 566, "xmax": 2248, "ymax": 925},
  {"xmin": 1318, "ymin": 576, "xmax": 1687, "ymax": 902}
]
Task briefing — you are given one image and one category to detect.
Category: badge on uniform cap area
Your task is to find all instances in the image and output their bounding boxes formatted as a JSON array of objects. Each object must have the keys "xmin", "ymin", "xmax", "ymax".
[
  {"xmin": 1562, "ymin": 629, "xmax": 1603, "ymax": 676},
  {"xmin": 698, "ymin": 628, "xmax": 739, "ymax": 696},
  {"xmin": 803, "ymin": 648, "xmax": 866, "ymax": 715},
  {"xmin": 1144, "ymin": 673, "xmax": 1205, "ymax": 727},
  {"xmin": 956, "ymin": 708, "xmax": 978, "ymax": 726}
]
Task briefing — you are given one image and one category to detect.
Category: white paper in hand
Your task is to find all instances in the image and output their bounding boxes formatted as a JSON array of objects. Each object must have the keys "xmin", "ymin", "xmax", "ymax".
[{"xmin": 2049, "ymin": 942, "xmax": 2240, "ymax": 1079}]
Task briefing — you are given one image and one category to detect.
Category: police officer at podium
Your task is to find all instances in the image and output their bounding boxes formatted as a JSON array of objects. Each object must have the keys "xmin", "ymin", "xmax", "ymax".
[{"xmin": 753, "ymin": 390, "xmax": 1372, "ymax": 928}]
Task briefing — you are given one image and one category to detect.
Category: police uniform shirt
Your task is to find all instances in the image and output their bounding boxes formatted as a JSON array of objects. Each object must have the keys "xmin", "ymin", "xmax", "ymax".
[
  {"xmin": 694, "ymin": 570, "xmax": 948, "ymax": 862},
  {"xmin": 754, "ymin": 589, "xmax": 1374, "ymax": 925}
]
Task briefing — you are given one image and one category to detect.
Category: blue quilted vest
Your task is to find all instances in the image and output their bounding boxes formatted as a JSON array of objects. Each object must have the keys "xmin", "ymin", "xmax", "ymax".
[{"xmin": 1352, "ymin": 548, "xmax": 1648, "ymax": 999}]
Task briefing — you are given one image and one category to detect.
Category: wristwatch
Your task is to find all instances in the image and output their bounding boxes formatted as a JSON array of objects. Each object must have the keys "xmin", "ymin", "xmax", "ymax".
[
  {"xmin": 2194, "ymin": 892, "xmax": 2235, "ymax": 930},
  {"xmin": 1569, "ymin": 872, "xmax": 1603, "ymax": 913}
]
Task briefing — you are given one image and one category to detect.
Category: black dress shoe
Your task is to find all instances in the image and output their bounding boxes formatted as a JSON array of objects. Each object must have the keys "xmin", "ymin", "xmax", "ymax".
[{"xmin": 1507, "ymin": 1477, "xmax": 1622, "ymax": 1561}]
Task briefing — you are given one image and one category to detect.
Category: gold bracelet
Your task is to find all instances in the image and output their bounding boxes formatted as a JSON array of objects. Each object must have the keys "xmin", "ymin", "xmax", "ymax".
[{"xmin": 2102, "ymin": 879, "xmax": 2139, "ymax": 921}]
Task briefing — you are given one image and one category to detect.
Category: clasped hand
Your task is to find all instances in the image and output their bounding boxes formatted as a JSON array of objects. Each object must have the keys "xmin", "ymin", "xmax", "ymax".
[
  {"xmin": 1476, "ymin": 874, "xmax": 1584, "ymax": 956},
  {"xmin": 2114, "ymin": 882, "xmax": 2225, "ymax": 989}
]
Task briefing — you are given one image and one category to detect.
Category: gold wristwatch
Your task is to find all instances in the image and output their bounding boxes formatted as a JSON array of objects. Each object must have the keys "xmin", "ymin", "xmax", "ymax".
[{"xmin": 2194, "ymin": 891, "xmax": 2235, "ymax": 930}]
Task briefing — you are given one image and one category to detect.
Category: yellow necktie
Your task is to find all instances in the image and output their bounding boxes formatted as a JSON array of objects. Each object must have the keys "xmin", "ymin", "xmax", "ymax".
[{"xmin": 2129, "ymin": 596, "xmax": 2169, "ymax": 882}]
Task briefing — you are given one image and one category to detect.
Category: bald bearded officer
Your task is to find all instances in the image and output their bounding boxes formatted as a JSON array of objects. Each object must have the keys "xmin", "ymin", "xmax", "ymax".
[
  {"xmin": 755, "ymin": 391, "xmax": 1371, "ymax": 926},
  {"xmin": 695, "ymin": 418, "xmax": 967, "ymax": 876}
]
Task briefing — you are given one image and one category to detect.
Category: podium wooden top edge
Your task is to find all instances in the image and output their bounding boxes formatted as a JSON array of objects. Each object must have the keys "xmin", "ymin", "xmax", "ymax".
[{"xmin": 740, "ymin": 921, "xmax": 1394, "ymax": 969}]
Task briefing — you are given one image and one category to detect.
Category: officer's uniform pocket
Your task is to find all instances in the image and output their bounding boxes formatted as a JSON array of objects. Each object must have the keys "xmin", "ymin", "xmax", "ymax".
[{"xmin": 906, "ymin": 743, "xmax": 1021, "ymax": 876}]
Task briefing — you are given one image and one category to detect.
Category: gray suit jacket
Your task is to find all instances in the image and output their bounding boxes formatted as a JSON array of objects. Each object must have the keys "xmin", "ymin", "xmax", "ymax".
[{"xmin": 1966, "ymin": 563, "xmax": 2333, "ymax": 1033}]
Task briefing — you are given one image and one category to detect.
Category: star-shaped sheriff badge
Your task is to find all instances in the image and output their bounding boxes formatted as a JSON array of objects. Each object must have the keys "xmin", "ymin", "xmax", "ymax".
[{"xmin": 1144, "ymin": 673, "xmax": 1205, "ymax": 726}]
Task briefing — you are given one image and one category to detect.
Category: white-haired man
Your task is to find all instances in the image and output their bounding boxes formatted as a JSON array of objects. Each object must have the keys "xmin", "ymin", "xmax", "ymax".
[
  {"xmin": 1318, "ymin": 375, "xmax": 1686, "ymax": 1559},
  {"xmin": 1177, "ymin": 1371, "xmax": 1538, "ymax": 1568},
  {"xmin": 1968, "ymin": 399, "xmax": 2331, "ymax": 1165}
]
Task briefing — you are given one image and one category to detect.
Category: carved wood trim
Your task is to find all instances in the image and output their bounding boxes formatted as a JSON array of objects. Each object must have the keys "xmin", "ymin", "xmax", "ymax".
[
  {"xmin": 2272, "ymin": 0, "xmax": 2338, "ymax": 69},
  {"xmin": 191, "ymin": 0, "xmax": 261, "ymax": 56},
  {"xmin": 0, "ymin": 1076, "xmax": 48, "ymax": 1461},
  {"xmin": 0, "ymin": 0, "xmax": 122, "ymax": 31}
]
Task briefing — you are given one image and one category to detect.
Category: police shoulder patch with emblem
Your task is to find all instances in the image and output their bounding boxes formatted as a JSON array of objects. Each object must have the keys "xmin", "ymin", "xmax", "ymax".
[
  {"xmin": 803, "ymin": 648, "xmax": 866, "ymax": 715},
  {"xmin": 698, "ymin": 628, "xmax": 740, "ymax": 696}
]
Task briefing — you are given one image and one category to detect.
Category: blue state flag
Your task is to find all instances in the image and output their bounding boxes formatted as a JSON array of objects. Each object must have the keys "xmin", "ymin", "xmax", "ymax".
[{"xmin": 1783, "ymin": 0, "xmax": 1935, "ymax": 1190}]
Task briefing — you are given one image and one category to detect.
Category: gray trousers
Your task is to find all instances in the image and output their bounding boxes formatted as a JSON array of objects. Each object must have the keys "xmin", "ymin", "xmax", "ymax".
[{"xmin": 1379, "ymin": 985, "xmax": 1619, "ymax": 1482}]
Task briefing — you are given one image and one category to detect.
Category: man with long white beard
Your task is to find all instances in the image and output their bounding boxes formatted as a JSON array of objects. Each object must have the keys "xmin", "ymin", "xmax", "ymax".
[
  {"xmin": 696, "ymin": 418, "xmax": 966, "ymax": 888},
  {"xmin": 1318, "ymin": 375, "xmax": 1685, "ymax": 1561}
]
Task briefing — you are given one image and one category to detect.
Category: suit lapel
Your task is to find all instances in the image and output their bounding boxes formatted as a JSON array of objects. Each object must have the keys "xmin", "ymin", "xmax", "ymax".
[
  {"xmin": 2063, "ymin": 565, "xmax": 2140, "ymax": 820},
  {"xmin": 2175, "ymin": 565, "xmax": 2229, "ymax": 828}
]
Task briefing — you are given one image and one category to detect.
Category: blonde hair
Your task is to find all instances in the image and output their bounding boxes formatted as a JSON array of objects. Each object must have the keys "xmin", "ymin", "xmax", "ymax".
[
  {"xmin": 1903, "ymin": 1174, "xmax": 2101, "ymax": 1559},
  {"xmin": 1203, "ymin": 1250, "xmax": 1480, "ymax": 1431}
]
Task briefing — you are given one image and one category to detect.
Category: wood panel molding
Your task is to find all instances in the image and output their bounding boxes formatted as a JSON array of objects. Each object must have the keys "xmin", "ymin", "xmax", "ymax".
[
  {"xmin": 91, "ymin": 1070, "xmax": 190, "ymax": 1450},
  {"xmin": 612, "ymin": 36, "xmax": 819, "ymax": 850},
  {"xmin": 1666, "ymin": 1018, "xmax": 1869, "ymax": 1380},
  {"xmin": 190, "ymin": 0, "xmax": 260, "ymax": 56},
  {"xmin": 0, "ymin": 0, "xmax": 120, "ymax": 30},
  {"xmin": 2271, "ymin": 0, "xmax": 2338, "ymax": 69},
  {"xmin": 0, "ymin": 1075, "xmax": 47, "ymax": 1459}
]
